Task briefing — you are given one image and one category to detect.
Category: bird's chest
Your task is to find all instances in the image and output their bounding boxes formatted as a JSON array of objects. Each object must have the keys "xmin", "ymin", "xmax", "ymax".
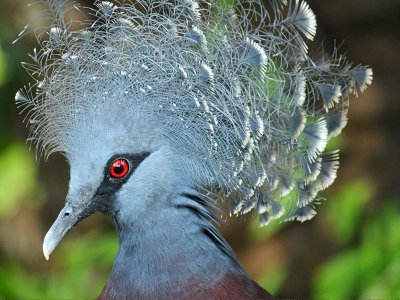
[{"xmin": 98, "ymin": 272, "xmax": 270, "ymax": 300}]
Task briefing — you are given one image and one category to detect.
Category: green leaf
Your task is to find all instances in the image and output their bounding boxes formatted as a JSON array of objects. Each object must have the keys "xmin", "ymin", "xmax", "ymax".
[
  {"xmin": 0, "ymin": 143, "xmax": 42, "ymax": 217},
  {"xmin": 360, "ymin": 256, "xmax": 400, "ymax": 299},
  {"xmin": 325, "ymin": 134, "xmax": 344, "ymax": 152},
  {"xmin": 327, "ymin": 179, "xmax": 373, "ymax": 244},
  {"xmin": 257, "ymin": 261, "xmax": 288, "ymax": 295},
  {"xmin": 0, "ymin": 41, "xmax": 9, "ymax": 86},
  {"xmin": 313, "ymin": 198, "xmax": 400, "ymax": 299},
  {"xmin": 313, "ymin": 249, "xmax": 361, "ymax": 298}
]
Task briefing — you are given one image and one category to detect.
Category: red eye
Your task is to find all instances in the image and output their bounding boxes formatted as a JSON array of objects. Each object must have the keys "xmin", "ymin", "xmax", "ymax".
[{"xmin": 109, "ymin": 159, "xmax": 129, "ymax": 179}]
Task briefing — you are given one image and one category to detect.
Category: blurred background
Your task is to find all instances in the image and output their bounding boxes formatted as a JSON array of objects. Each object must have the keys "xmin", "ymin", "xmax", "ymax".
[{"xmin": 0, "ymin": 0, "xmax": 399, "ymax": 298}]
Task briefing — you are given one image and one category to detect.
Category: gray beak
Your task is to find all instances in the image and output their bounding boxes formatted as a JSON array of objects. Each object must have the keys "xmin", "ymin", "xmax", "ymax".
[{"xmin": 43, "ymin": 201, "xmax": 92, "ymax": 260}]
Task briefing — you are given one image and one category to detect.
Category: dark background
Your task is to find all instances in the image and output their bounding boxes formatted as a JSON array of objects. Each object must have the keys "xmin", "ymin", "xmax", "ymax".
[{"xmin": 0, "ymin": 0, "xmax": 399, "ymax": 298}]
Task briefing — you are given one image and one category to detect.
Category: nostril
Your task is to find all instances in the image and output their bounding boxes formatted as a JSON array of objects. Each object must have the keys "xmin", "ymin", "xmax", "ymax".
[{"xmin": 64, "ymin": 212, "xmax": 70, "ymax": 217}]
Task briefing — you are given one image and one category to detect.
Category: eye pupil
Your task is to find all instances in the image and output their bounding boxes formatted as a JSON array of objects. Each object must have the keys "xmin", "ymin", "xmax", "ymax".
[
  {"xmin": 113, "ymin": 165, "xmax": 124, "ymax": 174},
  {"xmin": 109, "ymin": 159, "xmax": 129, "ymax": 178}
]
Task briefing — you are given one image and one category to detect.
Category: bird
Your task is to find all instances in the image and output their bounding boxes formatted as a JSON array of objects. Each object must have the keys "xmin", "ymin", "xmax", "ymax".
[{"xmin": 15, "ymin": 0, "xmax": 372, "ymax": 299}]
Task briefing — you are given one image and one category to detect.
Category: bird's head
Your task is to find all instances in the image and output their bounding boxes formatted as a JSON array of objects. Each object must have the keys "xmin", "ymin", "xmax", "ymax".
[{"xmin": 42, "ymin": 115, "xmax": 189, "ymax": 259}]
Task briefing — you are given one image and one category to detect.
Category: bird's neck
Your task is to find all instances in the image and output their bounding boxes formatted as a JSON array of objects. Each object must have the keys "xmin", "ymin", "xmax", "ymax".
[{"xmin": 98, "ymin": 191, "xmax": 263, "ymax": 299}]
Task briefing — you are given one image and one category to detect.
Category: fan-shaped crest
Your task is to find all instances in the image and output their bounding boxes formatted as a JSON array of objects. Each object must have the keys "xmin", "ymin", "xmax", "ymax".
[{"xmin": 16, "ymin": 0, "xmax": 373, "ymax": 225}]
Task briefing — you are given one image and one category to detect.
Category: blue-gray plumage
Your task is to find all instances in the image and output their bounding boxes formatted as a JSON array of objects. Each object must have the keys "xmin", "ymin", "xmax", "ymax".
[{"xmin": 15, "ymin": 0, "xmax": 372, "ymax": 298}]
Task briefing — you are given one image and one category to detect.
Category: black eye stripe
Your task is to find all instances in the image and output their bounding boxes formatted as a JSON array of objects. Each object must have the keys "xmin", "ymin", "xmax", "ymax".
[
  {"xmin": 95, "ymin": 152, "xmax": 151, "ymax": 198},
  {"xmin": 106, "ymin": 152, "xmax": 150, "ymax": 179}
]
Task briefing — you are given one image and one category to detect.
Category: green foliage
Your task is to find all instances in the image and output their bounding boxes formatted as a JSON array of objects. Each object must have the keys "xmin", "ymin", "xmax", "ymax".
[
  {"xmin": 0, "ymin": 42, "xmax": 8, "ymax": 86},
  {"xmin": 257, "ymin": 261, "xmax": 288, "ymax": 295},
  {"xmin": 0, "ymin": 143, "xmax": 42, "ymax": 217},
  {"xmin": 0, "ymin": 263, "xmax": 44, "ymax": 298},
  {"xmin": 0, "ymin": 231, "xmax": 117, "ymax": 298},
  {"xmin": 327, "ymin": 179, "xmax": 373, "ymax": 244},
  {"xmin": 313, "ymin": 185, "xmax": 400, "ymax": 298},
  {"xmin": 325, "ymin": 134, "xmax": 344, "ymax": 152},
  {"xmin": 45, "ymin": 231, "xmax": 118, "ymax": 298},
  {"xmin": 314, "ymin": 249, "xmax": 362, "ymax": 298}
]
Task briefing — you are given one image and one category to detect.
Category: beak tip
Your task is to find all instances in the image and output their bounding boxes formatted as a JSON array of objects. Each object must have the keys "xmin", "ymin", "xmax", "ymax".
[
  {"xmin": 43, "ymin": 246, "xmax": 50, "ymax": 260},
  {"xmin": 43, "ymin": 231, "xmax": 54, "ymax": 261}
]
